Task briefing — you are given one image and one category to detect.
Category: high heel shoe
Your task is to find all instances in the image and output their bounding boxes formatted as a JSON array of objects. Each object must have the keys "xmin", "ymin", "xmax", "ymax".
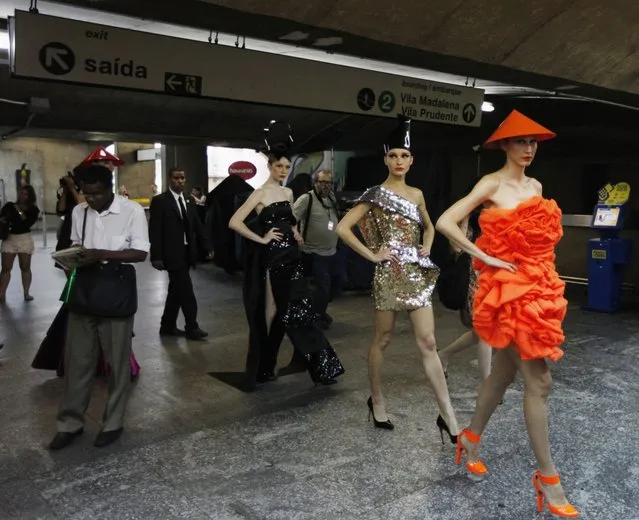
[
  {"xmin": 436, "ymin": 415, "xmax": 457, "ymax": 445},
  {"xmin": 532, "ymin": 472, "xmax": 579, "ymax": 518},
  {"xmin": 366, "ymin": 397, "xmax": 394, "ymax": 430},
  {"xmin": 455, "ymin": 429, "xmax": 488, "ymax": 480}
]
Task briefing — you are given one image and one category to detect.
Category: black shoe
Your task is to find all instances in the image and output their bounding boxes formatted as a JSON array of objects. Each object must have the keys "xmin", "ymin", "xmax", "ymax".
[
  {"xmin": 367, "ymin": 397, "xmax": 394, "ymax": 430},
  {"xmin": 185, "ymin": 328, "xmax": 208, "ymax": 341},
  {"xmin": 160, "ymin": 327, "xmax": 185, "ymax": 337},
  {"xmin": 94, "ymin": 428, "xmax": 123, "ymax": 448},
  {"xmin": 322, "ymin": 313, "xmax": 333, "ymax": 325},
  {"xmin": 49, "ymin": 428, "xmax": 84, "ymax": 450},
  {"xmin": 320, "ymin": 378, "xmax": 338, "ymax": 386},
  {"xmin": 256, "ymin": 371, "xmax": 277, "ymax": 383},
  {"xmin": 436, "ymin": 414, "xmax": 457, "ymax": 445}
]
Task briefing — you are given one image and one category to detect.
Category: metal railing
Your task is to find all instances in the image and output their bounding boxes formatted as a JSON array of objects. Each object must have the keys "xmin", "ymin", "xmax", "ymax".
[{"xmin": 560, "ymin": 274, "xmax": 636, "ymax": 292}]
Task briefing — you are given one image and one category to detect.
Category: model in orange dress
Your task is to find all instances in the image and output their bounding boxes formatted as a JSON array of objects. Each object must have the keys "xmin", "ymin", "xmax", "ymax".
[{"xmin": 436, "ymin": 110, "xmax": 578, "ymax": 518}]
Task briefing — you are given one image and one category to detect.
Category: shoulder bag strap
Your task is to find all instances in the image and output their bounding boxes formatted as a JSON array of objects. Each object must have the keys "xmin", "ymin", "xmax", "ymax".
[
  {"xmin": 302, "ymin": 191, "xmax": 313, "ymax": 242},
  {"xmin": 81, "ymin": 207, "xmax": 88, "ymax": 246},
  {"xmin": 64, "ymin": 207, "xmax": 88, "ymax": 303}
]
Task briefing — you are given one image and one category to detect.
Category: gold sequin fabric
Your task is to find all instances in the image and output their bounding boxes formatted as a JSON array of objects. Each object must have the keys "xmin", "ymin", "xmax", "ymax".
[{"xmin": 358, "ymin": 186, "xmax": 439, "ymax": 311}]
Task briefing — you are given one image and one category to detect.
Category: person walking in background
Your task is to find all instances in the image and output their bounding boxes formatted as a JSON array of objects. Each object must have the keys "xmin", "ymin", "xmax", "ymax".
[
  {"xmin": 149, "ymin": 168, "xmax": 212, "ymax": 341},
  {"xmin": 55, "ymin": 170, "xmax": 85, "ymax": 263},
  {"xmin": 190, "ymin": 186, "xmax": 207, "ymax": 206},
  {"xmin": 0, "ymin": 185, "xmax": 40, "ymax": 303},
  {"xmin": 293, "ymin": 169, "xmax": 345, "ymax": 330}
]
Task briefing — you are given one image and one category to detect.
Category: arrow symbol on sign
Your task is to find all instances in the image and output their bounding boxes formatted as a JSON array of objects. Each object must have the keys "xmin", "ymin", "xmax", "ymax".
[
  {"xmin": 165, "ymin": 74, "xmax": 182, "ymax": 91},
  {"xmin": 463, "ymin": 104, "xmax": 476, "ymax": 122},
  {"xmin": 45, "ymin": 47, "xmax": 71, "ymax": 72}
]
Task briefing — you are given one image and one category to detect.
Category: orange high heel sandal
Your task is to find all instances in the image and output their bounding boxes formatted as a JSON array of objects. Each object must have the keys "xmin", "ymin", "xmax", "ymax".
[
  {"xmin": 455, "ymin": 429, "xmax": 488, "ymax": 480},
  {"xmin": 532, "ymin": 472, "xmax": 579, "ymax": 518}
]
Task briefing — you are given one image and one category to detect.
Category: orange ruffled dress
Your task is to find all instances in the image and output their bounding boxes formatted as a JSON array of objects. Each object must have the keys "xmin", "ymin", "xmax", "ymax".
[{"xmin": 472, "ymin": 196, "xmax": 567, "ymax": 361}]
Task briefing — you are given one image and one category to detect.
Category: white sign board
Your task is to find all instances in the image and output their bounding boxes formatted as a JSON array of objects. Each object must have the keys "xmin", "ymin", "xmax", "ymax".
[{"xmin": 9, "ymin": 11, "xmax": 484, "ymax": 127}]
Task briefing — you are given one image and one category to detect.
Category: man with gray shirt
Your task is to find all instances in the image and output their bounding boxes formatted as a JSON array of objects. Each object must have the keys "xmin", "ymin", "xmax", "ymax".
[{"xmin": 293, "ymin": 170, "xmax": 345, "ymax": 329}]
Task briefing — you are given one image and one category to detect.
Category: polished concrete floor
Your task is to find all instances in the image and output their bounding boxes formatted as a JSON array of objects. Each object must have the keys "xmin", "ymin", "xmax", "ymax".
[{"xmin": 0, "ymin": 240, "xmax": 637, "ymax": 519}]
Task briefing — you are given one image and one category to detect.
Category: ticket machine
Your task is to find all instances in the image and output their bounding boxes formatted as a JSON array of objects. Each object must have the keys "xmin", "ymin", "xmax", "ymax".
[{"xmin": 585, "ymin": 182, "xmax": 632, "ymax": 312}]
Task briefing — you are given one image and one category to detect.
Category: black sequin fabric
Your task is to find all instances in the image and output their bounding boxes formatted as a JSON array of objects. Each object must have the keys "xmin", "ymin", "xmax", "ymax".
[
  {"xmin": 358, "ymin": 186, "xmax": 439, "ymax": 311},
  {"xmin": 258, "ymin": 202, "xmax": 344, "ymax": 382}
]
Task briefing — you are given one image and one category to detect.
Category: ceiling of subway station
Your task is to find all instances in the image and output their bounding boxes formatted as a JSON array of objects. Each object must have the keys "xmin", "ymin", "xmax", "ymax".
[
  {"xmin": 0, "ymin": 0, "xmax": 638, "ymax": 155},
  {"xmin": 0, "ymin": 0, "xmax": 545, "ymax": 96},
  {"xmin": 198, "ymin": 0, "xmax": 639, "ymax": 98},
  {"xmin": 2, "ymin": 0, "xmax": 636, "ymax": 107}
]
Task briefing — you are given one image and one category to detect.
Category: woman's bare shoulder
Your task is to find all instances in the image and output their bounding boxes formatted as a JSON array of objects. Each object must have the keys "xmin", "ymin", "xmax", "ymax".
[
  {"xmin": 530, "ymin": 177, "xmax": 543, "ymax": 194},
  {"xmin": 472, "ymin": 173, "xmax": 502, "ymax": 195},
  {"xmin": 406, "ymin": 186, "xmax": 425, "ymax": 204},
  {"xmin": 480, "ymin": 172, "xmax": 503, "ymax": 185}
]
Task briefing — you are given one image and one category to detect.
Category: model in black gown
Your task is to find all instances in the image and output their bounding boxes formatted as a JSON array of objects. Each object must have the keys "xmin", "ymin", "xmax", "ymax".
[
  {"xmin": 230, "ymin": 121, "xmax": 345, "ymax": 391},
  {"xmin": 243, "ymin": 200, "xmax": 344, "ymax": 386}
]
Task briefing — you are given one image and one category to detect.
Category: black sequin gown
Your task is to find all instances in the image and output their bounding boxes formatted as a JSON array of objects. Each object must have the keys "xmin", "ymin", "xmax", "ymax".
[{"xmin": 242, "ymin": 201, "xmax": 344, "ymax": 386}]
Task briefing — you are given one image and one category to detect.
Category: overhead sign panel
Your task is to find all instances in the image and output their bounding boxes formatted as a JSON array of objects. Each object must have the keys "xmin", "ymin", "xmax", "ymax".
[{"xmin": 9, "ymin": 11, "xmax": 484, "ymax": 127}]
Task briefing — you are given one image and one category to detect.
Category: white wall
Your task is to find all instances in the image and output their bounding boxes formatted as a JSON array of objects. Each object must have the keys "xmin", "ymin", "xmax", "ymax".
[{"xmin": 207, "ymin": 147, "xmax": 269, "ymax": 190}]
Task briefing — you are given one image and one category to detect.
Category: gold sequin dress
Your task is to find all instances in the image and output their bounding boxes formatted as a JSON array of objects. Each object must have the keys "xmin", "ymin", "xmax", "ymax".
[{"xmin": 358, "ymin": 186, "xmax": 439, "ymax": 311}]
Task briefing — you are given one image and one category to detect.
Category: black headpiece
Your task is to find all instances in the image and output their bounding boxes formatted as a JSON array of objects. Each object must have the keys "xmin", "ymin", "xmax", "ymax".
[
  {"xmin": 383, "ymin": 115, "xmax": 412, "ymax": 154},
  {"xmin": 262, "ymin": 120, "xmax": 295, "ymax": 154}
]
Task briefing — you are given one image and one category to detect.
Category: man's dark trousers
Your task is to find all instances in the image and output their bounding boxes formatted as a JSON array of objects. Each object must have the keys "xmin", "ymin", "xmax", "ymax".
[{"xmin": 161, "ymin": 246, "xmax": 199, "ymax": 332}]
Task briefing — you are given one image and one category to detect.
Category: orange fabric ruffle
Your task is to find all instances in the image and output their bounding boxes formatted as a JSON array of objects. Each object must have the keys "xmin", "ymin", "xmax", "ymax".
[{"xmin": 472, "ymin": 196, "xmax": 567, "ymax": 361}]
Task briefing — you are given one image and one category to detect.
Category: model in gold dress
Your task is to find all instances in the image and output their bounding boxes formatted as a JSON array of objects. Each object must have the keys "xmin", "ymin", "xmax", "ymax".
[{"xmin": 337, "ymin": 115, "xmax": 459, "ymax": 441}]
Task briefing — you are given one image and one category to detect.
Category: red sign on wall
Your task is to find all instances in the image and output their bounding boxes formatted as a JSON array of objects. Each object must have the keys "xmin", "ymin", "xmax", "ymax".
[{"xmin": 228, "ymin": 161, "xmax": 257, "ymax": 180}]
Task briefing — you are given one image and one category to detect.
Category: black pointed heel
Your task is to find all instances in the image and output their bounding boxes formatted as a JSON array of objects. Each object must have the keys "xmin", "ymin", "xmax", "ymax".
[
  {"xmin": 367, "ymin": 397, "xmax": 394, "ymax": 430},
  {"xmin": 436, "ymin": 414, "xmax": 457, "ymax": 445}
]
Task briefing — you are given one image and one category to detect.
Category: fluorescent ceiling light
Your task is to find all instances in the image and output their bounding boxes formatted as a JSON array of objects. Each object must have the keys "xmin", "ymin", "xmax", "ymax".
[
  {"xmin": 0, "ymin": 31, "xmax": 9, "ymax": 51},
  {"xmin": 481, "ymin": 101, "xmax": 495, "ymax": 112}
]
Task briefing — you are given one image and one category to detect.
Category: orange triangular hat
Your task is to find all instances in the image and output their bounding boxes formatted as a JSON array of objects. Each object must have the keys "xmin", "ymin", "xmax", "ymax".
[
  {"xmin": 80, "ymin": 147, "xmax": 124, "ymax": 166},
  {"xmin": 483, "ymin": 110, "xmax": 556, "ymax": 149}
]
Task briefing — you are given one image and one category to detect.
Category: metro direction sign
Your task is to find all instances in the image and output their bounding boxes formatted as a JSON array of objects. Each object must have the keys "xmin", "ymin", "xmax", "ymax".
[{"xmin": 9, "ymin": 11, "xmax": 484, "ymax": 127}]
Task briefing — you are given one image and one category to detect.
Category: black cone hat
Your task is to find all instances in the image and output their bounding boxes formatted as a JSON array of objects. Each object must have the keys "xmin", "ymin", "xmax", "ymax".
[
  {"xmin": 262, "ymin": 120, "xmax": 295, "ymax": 154},
  {"xmin": 384, "ymin": 115, "xmax": 412, "ymax": 153}
]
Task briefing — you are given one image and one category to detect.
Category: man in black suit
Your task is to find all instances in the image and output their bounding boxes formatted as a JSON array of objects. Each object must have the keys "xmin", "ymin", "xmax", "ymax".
[{"xmin": 149, "ymin": 168, "xmax": 211, "ymax": 340}]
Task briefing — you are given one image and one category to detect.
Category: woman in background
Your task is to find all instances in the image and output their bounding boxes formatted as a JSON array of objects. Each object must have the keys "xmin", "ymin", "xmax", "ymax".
[
  {"xmin": 0, "ymin": 185, "xmax": 39, "ymax": 303},
  {"xmin": 55, "ymin": 171, "xmax": 85, "ymax": 270}
]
